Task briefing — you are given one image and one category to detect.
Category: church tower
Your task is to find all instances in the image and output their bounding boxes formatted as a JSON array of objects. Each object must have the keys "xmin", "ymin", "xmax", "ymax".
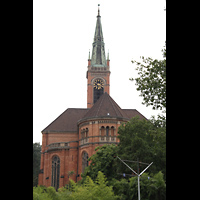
[
  {"xmin": 38, "ymin": 5, "xmax": 148, "ymax": 187},
  {"xmin": 87, "ymin": 5, "xmax": 110, "ymax": 108}
]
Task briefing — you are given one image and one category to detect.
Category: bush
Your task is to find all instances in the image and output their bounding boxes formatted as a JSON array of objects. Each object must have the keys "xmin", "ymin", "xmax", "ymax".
[{"xmin": 33, "ymin": 171, "xmax": 118, "ymax": 200}]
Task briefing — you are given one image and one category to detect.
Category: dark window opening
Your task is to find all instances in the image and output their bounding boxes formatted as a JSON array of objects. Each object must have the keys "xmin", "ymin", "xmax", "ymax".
[
  {"xmin": 51, "ymin": 156, "xmax": 60, "ymax": 190},
  {"xmin": 93, "ymin": 87, "xmax": 104, "ymax": 104},
  {"xmin": 106, "ymin": 126, "xmax": 109, "ymax": 136},
  {"xmin": 82, "ymin": 152, "xmax": 89, "ymax": 173}
]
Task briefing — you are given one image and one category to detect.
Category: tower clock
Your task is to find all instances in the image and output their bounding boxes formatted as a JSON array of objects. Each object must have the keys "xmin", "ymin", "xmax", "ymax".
[{"xmin": 93, "ymin": 79, "xmax": 104, "ymax": 104}]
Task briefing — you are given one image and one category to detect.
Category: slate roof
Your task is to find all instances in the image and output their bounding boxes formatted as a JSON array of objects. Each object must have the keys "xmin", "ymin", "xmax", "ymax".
[
  {"xmin": 82, "ymin": 92, "xmax": 129, "ymax": 120},
  {"xmin": 42, "ymin": 108, "xmax": 89, "ymax": 133},
  {"xmin": 122, "ymin": 109, "xmax": 148, "ymax": 120},
  {"xmin": 42, "ymin": 93, "xmax": 147, "ymax": 133}
]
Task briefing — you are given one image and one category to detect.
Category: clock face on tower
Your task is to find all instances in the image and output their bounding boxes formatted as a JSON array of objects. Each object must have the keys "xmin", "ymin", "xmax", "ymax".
[
  {"xmin": 93, "ymin": 79, "xmax": 104, "ymax": 104},
  {"xmin": 93, "ymin": 79, "xmax": 104, "ymax": 90}
]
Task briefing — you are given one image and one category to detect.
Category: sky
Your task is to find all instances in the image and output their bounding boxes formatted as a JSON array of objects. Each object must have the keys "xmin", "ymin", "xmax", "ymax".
[{"xmin": 33, "ymin": 0, "xmax": 166, "ymax": 144}]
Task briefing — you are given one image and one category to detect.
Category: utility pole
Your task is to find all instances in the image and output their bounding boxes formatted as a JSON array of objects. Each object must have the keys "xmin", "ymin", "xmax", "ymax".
[
  {"xmin": 137, "ymin": 157, "xmax": 140, "ymax": 200},
  {"xmin": 117, "ymin": 156, "xmax": 153, "ymax": 200}
]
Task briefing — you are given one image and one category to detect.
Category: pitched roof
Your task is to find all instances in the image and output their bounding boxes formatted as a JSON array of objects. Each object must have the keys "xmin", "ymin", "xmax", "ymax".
[
  {"xmin": 82, "ymin": 92, "xmax": 129, "ymax": 120},
  {"xmin": 41, "ymin": 94, "xmax": 147, "ymax": 133},
  {"xmin": 42, "ymin": 108, "xmax": 89, "ymax": 133},
  {"xmin": 122, "ymin": 109, "xmax": 148, "ymax": 120}
]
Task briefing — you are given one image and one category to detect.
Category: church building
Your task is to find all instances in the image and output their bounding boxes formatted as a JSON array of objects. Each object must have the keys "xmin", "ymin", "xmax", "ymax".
[{"xmin": 38, "ymin": 6, "xmax": 147, "ymax": 190}]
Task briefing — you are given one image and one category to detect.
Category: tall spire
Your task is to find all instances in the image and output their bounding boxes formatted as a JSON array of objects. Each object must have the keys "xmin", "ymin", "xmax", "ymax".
[{"xmin": 91, "ymin": 4, "xmax": 106, "ymax": 67}]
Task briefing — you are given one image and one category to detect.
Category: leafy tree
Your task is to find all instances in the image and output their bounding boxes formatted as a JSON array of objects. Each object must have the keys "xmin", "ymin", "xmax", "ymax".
[
  {"xmin": 33, "ymin": 142, "xmax": 42, "ymax": 186},
  {"xmin": 117, "ymin": 116, "xmax": 166, "ymax": 180},
  {"xmin": 33, "ymin": 172, "xmax": 118, "ymax": 200},
  {"xmin": 148, "ymin": 171, "xmax": 166, "ymax": 200},
  {"xmin": 33, "ymin": 186, "xmax": 59, "ymax": 200},
  {"xmin": 128, "ymin": 171, "xmax": 166, "ymax": 200},
  {"xmin": 130, "ymin": 42, "xmax": 166, "ymax": 111},
  {"xmin": 81, "ymin": 144, "xmax": 118, "ymax": 182},
  {"xmin": 110, "ymin": 171, "xmax": 166, "ymax": 200},
  {"xmin": 109, "ymin": 178, "xmax": 130, "ymax": 200}
]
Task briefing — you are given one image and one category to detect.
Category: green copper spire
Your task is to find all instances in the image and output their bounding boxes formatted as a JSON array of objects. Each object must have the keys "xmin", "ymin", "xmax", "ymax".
[{"xmin": 91, "ymin": 5, "xmax": 107, "ymax": 67}]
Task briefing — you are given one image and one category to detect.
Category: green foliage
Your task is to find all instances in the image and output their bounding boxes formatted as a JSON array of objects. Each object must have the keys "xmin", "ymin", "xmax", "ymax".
[
  {"xmin": 33, "ymin": 186, "xmax": 58, "ymax": 200},
  {"xmin": 78, "ymin": 116, "xmax": 165, "ymax": 199},
  {"xmin": 81, "ymin": 144, "xmax": 118, "ymax": 182},
  {"xmin": 109, "ymin": 178, "xmax": 130, "ymax": 200},
  {"xmin": 110, "ymin": 171, "xmax": 166, "ymax": 200},
  {"xmin": 148, "ymin": 171, "xmax": 166, "ymax": 200},
  {"xmin": 33, "ymin": 172, "xmax": 118, "ymax": 200},
  {"xmin": 33, "ymin": 143, "xmax": 42, "ymax": 186},
  {"xmin": 130, "ymin": 42, "xmax": 166, "ymax": 111},
  {"xmin": 117, "ymin": 116, "xmax": 166, "ymax": 179}
]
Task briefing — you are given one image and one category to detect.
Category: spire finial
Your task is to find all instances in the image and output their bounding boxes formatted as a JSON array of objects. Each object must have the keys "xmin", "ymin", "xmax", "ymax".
[
  {"xmin": 98, "ymin": 4, "xmax": 100, "ymax": 16},
  {"xmin": 107, "ymin": 50, "xmax": 109, "ymax": 60}
]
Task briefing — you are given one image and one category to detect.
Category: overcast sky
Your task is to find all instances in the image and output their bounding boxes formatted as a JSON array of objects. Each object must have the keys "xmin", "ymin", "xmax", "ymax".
[{"xmin": 33, "ymin": 0, "xmax": 166, "ymax": 144}]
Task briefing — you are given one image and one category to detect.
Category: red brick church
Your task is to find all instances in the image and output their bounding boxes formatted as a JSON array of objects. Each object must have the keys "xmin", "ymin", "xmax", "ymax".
[{"xmin": 38, "ymin": 6, "xmax": 146, "ymax": 190}]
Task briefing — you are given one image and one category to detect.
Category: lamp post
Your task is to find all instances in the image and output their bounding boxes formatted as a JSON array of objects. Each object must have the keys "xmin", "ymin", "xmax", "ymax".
[{"xmin": 117, "ymin": 156, "xmax": 153, "ymax": 200}]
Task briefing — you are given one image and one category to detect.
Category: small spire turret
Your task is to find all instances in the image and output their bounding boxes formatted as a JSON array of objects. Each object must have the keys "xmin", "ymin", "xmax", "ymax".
[
  {"xmin": 107, "ymin": 50, "xmax": 109, "ymax": 60},
  {"xmin": 88, "ymin": 49, "xmax": 90, "ymax": 59}
]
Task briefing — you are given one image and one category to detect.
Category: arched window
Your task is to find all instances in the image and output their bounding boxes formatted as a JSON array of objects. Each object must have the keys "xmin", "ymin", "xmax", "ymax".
[
  {"xmin": 111, "ymin": 126, "xmax": 115, "ymax": 136},
  {"xmin": 82, "ymin": 152, "xmax": 89, "ymax": 173},
  {"xmin": 101, "ymin": 126, "xmax": 105, "ymax": 138},
  {"xmin": 111, "ymin": 126, "xmax": 115, "ymax": 141},
  {"xmin": 86, "ymin": 128, "xmax": 89, "ymax": 138},
  {"xmin": 51, "ymin": 156, "xmax": 60, "ymax": 190},
  {"xmin": 106, "ymin": 126, "xmax": 109, "ymax": 136}
]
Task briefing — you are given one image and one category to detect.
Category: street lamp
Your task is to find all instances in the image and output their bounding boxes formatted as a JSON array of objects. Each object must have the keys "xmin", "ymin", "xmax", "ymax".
[{"xmin": 117, "ymin": 156, "xmax": 153, "ymax": 200}]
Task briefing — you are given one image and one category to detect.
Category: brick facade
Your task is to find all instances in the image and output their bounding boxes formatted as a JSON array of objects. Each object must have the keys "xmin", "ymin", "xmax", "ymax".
[{"xmin": 38, "ymin": 117, "xmax": 129, "ymax": 187}]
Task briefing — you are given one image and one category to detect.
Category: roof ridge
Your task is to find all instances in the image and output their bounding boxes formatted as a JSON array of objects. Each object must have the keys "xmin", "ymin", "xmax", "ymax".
[
  {"xmin": 95, "ymin": 92, "xmax": 105, "ymax": 116},
  {"xmin": 107, "ymin": 94, "xmax": 121, "ymax": 116},
  {"xmin": 106, "ymin": 94, "xmax": 129, "ymax": 118}
]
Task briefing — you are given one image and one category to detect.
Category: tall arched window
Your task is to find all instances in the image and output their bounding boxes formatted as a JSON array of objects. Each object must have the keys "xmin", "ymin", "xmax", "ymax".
[
  {"xmin": 51, "ymin": 156, "xmax": 60, "ymax": 190},
  {"xmin": 106, "ymin": 126, "xmax": 109, "ymax": 136},
  {"xmin": 101, "ymin": 126, "xmax": 105, "ymax": 140},
  {"xmin": 111, "ymin": 126, "xmax": 115, "ymax": 136},
  {"xmin": 111, "ymin": 126, "xmax": 115, "ymax": 141},
  {"xmin": 82, "ymin": 152, "xmax": 89, "ymax": 173}
]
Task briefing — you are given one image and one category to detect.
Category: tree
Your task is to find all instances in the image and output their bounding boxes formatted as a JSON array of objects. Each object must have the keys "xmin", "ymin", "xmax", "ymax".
[
  {"xmin": 148, "ymin": 171, "xmax": 166, "ymax": 200},
  {"xmin": 33, "ymin": 142, "xmax": 42, "ymax": 186},
  {"xmin": 117, "ymin": 116, "xmax": 166, "ymax": 180},
  {"xmin": 128, "ymin": 171, "xmax": 166, "ymax": 200},
  {"xmin": 33, "ymin": 186, "xmax": 60, "ymax": 200},
  {"xmin": 109, "ymin": 171, "xmax": 166, "ymax": 200},
  {"xmin": 81, "ymin": 144, "xmax": 118, "ymax": 182},
  {"xmin": 33, "ymin": 172, "xmax": 118, "ymax": 200},
  {"xmin": 130, "ymin": 42, "xmax": 166, "ymax": 111}
]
